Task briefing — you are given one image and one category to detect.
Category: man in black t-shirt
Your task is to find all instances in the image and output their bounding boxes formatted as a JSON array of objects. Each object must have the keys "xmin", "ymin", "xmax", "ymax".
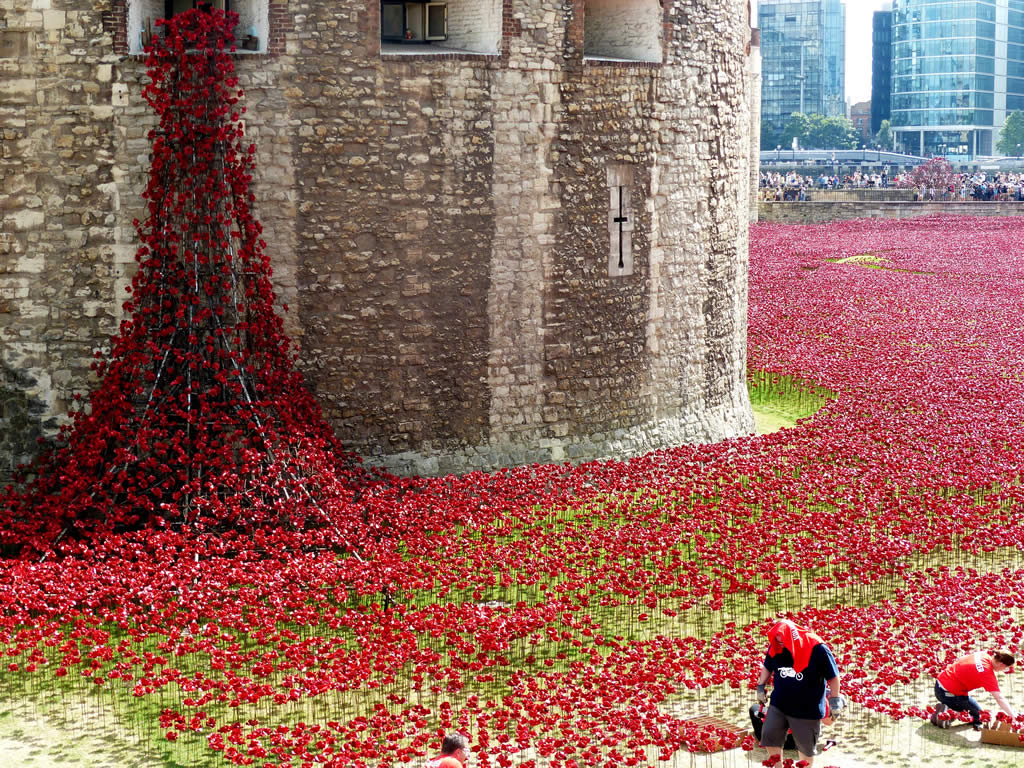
[{"xmin": 755, "ymin": 620, "xmax": 844, "ymax": 766}]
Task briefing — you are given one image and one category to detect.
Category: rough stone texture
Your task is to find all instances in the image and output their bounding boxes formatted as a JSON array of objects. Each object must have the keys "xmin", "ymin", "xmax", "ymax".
[
  {"xmin": 1, "ymin": 0, "xmax": 120, "ymax": 449},
  {"xmin": 747, "ymin": 30, "xmax": 761, "ymax": 222},
  {"xmin": 0, "ymin": 363, "xmax": 56, "ymax": 484},
  {"xmin": 2, "ymin": 0, "xmax": 755, "ymax": 477},
  {"xmin": 758, "ymin": 201, "xmax": 1024, "ymax": 224}
]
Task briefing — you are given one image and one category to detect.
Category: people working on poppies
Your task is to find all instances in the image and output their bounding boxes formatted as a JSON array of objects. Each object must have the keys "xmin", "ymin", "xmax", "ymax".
[
  {"xmin": 425, "ymin": 733, "xmax": 471, "ymax": 768},
  {"xmin": 932, "ymin": 650, "xmax": 1017, "ymax": 730},
  {"xmin": 755, "ymin": 619, "xmax": 845, "ymax": 767}
]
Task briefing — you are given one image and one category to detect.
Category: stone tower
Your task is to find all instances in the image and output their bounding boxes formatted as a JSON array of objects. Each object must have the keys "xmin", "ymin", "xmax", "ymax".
[{"xmin": 1, "ymin": 0, "xmax": 755, "ymax": 477}]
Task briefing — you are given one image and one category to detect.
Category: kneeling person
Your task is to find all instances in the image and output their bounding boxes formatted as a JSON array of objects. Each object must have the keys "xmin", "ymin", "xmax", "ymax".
[{"xmin": 932, "ymin": 650, "xmax": 1016, "ymax": 730}]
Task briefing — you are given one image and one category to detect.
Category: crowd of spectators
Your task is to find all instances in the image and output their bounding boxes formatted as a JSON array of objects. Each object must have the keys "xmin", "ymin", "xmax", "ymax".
[
  {"xmin": 759, "ymin": 170, "xmax": 889, "ymax": 201},
  {"xmin": 911, "ymin": 172, "xmax": 1024, "ymax": 201},
  {"xmin": 759, "ymin": 170, "xmax": 1024, "ymax": 202}
]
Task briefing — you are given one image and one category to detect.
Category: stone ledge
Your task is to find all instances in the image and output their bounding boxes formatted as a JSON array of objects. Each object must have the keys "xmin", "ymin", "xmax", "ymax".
[
  {"xmin": 757, "ymin": 201, "xmax": 1024, "ymax": 224},
  {"xmin": 363, "ymin": 404, "xmax": 755, "ymax": 478}
]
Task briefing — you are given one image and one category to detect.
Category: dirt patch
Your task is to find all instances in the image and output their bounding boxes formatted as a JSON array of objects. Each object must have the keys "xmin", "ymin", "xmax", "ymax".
[{"xmin": 0, "ymin": 700, "xmax": 166, "ymax": 768}]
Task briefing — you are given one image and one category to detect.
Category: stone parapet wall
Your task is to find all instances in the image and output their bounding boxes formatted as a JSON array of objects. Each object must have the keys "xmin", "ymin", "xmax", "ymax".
[
  {"xmin": 800, "ymin": 188, "xmax": 917, "ymax": 202},
  {"xmin": 2, "ymin": 0, "xmax": 755, "ymax": 477},
  {"xmin": 759, "ymin": 201, "xmax": 1024, "ymax": 224}
]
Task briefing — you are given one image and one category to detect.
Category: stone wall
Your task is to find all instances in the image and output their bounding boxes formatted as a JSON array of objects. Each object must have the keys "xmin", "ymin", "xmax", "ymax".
[
  {"xmin": 1, "ymin": 1, "xmax": 120, "ymax": 467},
  {"xmin": 758, "ymin": 201, "xmax": 1024, "ymax": 224},
  {"xmin": 747, "ymin": 28, "xmax": 760, "ymax": 222},
  {"xmin": 2, "ymin": 0, "xmax": 755, "ymax": 477}
]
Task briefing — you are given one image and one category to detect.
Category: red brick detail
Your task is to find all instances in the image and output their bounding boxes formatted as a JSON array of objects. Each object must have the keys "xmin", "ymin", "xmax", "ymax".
[
  {"xmin": 381, "ymin": 51, "xmax": 496, "ymax": 62},
  {"xmin": 267, "ymin": 0, "xmax": 292, "ymax": 56},
  {"xmin": 502, "ymin": 0, "xmax": 521, "ymax": 37},
  {"xmin": 366, "ymin": 0, "xmax": 381, "ymax": 57},
  {"xmin": 104, "ymin": 0, "xmax": 130, "ymax": 55},
  {"xmin": 566, "ymin": 0, "xmax": 584, "ymax": 52},
  {"xmin": 499, "ymin": 0, "xmax": 520, "ymax": 57},
  {"xmin": 582, "ymin": 59, "xmax": 661, "ymax": 69},
  {"xmin": 661, "ymin": 4, "xmax": 673, "ymax": 64}
]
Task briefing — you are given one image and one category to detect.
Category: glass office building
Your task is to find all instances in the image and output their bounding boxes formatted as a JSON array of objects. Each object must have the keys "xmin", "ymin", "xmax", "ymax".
[
  {"xmin": 890, "ymin": 0, "xmax": 1024, "ymax": 158},
  {"xmin": 758, "ymin": 0, "xmax": 846, "ymax": 147},
  {"xmin": 872, "ymin": 6, "xmax": 893, "ymax": 134}
]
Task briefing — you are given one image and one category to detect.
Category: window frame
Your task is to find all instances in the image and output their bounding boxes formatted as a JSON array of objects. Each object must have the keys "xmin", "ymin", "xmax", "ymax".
[
  {"xmin": 114, "ymin": 0, "xmax": 279, "ymax": 56},
  {"xmin": 377, "ymin": 0, "xmax": 505, "ymax": 58}
]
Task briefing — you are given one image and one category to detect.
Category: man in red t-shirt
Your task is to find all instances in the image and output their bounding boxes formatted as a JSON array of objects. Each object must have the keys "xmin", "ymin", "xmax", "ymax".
[
  {"xmin": 932, "ymin": 650, "xmax": 1017, "ymax": 730},
  {"xmin": 425, "ymin": 733, "xmax": 470, "ymax": 768}
]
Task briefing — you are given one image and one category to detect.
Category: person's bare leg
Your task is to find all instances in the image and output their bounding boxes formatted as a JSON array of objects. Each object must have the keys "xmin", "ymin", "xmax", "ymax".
[
  {"xmin": 765, "ymin": 746, "xmax": 783, "ymax": 761},
  {"xmin": 797, "ymin": 751, "xmax": 814, "ymax": 766}
]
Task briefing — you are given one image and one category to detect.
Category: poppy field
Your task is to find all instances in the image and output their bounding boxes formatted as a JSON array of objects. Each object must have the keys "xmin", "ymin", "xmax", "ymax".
[
  {"xmin": 3, "ymin": 10, "xmax": 1024, "ymax": 768},
  {"xmin": 3, "ymin": 211, "xmax": 1024, "ymax": 767}
]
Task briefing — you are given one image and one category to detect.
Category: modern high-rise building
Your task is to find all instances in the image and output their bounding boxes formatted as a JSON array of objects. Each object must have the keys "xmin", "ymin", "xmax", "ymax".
[
  {"xmin": 758, "ymin": 0, "xmax": 847, "ymax": 147},
  {"xmin": 890, "ymin": 0, "xmax": 1024, "ymax": 158},
  {"xmin": 871, "ymin": 5, "xmax": 893, "ymax": 134}
]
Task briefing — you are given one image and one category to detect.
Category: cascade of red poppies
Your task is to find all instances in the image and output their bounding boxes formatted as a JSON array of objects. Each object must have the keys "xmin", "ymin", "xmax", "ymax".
[{"xmin": 0, "ymin": 9, "xmax": 381, "ymax": 557}]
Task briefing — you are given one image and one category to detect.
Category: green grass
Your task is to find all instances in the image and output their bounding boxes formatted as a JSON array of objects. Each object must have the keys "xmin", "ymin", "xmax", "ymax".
[
  {"xmin": 826, "ymin": 252, "xmax": 934, "ymax": 275},
  {"xmin": 830, "ymin": 253, "xmax": 888, "ymax": 267},
  {"xmin": 753, "ymin": 407, "xmax": 795, "ymax": 434},
  {"xmin": 748, "ymin": 370, "xmax": 836, "ymax": 431}
]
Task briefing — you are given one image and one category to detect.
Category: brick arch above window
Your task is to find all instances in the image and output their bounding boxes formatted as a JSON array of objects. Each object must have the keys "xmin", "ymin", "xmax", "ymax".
[{"xmin": 102, "ymin": 0, "xmax": 292, "ymax": 56}]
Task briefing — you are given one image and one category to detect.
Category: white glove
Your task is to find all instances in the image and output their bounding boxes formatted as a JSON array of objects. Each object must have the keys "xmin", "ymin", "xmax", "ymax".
[{"xmin": 828, "ymin": 695, "xmax": 846, "ymax": 719}]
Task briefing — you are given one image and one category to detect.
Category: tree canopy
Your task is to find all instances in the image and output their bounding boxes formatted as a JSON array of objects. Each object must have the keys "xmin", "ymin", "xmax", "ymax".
[
  {"xmin": 996, "ymin": 110, "xmax": 1024, "ymax": 156},
  {"xmin": 779, "ymin": 113, "xmax": 860, "ymax": 150},
  {"xmin": 875, "ymin": 120, "xmax": 894, "ymax": 152}
]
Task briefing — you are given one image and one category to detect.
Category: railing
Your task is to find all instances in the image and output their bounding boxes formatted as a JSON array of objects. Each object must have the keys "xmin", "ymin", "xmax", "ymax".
[
  {"xmin": 759, "ymin": 149, "xmax": 926, "ymax": 166},
  {"xmin": 759, "ymin": 187, "xmax": 1024, "ymax": 203}
]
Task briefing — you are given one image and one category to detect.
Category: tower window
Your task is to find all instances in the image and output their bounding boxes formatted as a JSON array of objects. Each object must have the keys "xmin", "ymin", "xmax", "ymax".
[
  {"xmin": 381, "ymin": 1, "xmax": 448, "ymax": 42},
  {"xmin": 379, "ymin": 0, "xmax": 501, "ymax": 54},
  {"xmin": 128, "ymin": 0, "xmax": 270, "ymax": 54}
]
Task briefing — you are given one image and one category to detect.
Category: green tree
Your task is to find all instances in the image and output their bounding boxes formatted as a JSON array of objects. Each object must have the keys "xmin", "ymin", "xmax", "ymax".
[
  {"xmin": 761, "ymin": 127, "xmax": 785, "ymax": 151},
  {"xmin": 996, "ymin": 110, "xmax": 1024, "ymax": 156},
  {"xmin": 780, "ymin": 113, "xmax": 812, "ymax": 149},
  {"xmin": 779, "ymin": 113, "xmax": 859, "ymax": 150},
  {"xmin": 875, "ymin": 120, "xmax": 894, "ymax": 152},
  {"xmin": 806, "ymin": 115, "xmax": 859, "ymax": 150}
]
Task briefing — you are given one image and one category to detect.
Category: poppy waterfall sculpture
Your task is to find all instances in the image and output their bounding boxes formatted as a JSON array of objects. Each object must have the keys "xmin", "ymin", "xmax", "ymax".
[{"xmin": 1, "ymin": 9, "xmax": 385, "ymax": 558}]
